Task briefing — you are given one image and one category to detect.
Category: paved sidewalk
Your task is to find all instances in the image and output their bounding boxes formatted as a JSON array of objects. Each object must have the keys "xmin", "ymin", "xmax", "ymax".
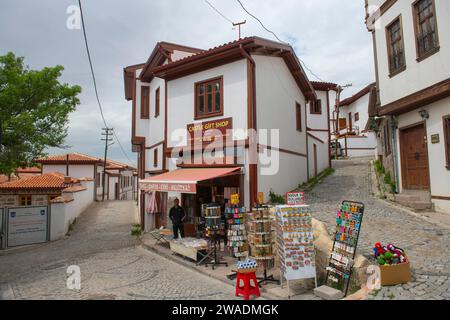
[
  {"xmin": 0, "ymin": 201, "xmax": 239, "ymax": 300},
  {"xmin": 306, "ymin": 159, "xmax": 450, "ymax": 300}
]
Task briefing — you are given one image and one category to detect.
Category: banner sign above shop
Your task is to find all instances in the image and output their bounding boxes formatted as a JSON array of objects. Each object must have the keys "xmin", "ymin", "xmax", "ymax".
[
  {"xmin": 187, "ymin": 117, "xmax": 233, "ymax": 144},
  {"xmin": 140, "ymin": 182, "xmax": 197, "ymax": 194},
  {"xmin": 286, "ymin": 192, "xmax": 305, "ymax": 205}
]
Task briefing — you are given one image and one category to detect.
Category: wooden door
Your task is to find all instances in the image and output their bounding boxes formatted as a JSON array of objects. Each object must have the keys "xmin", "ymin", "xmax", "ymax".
[
  {"xmin": 400, "ymin": 123, "xmax": 430, "ymax": 190},
  {"xmin": 348, "ymin": 112, "xmax": 353, "ymax": 132}
]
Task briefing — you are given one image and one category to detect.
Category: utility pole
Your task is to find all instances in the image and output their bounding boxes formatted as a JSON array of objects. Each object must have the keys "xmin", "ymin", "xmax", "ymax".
[
  {"xmin": 334, "ymin": 84, "xmax": 352, "ymax": 159},
  {"xmin": 101, "ymin": 128, "xmax": 114, "ymax": 201},
  {"xmin": 233, "ymin": 20, "xmax": 246, "ymax": 39}
]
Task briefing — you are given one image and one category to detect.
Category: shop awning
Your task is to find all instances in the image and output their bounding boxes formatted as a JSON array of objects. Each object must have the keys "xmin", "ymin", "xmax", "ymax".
[{"xmin": 139, "ymin": 167, "xmax": 242, "ymax": 194}]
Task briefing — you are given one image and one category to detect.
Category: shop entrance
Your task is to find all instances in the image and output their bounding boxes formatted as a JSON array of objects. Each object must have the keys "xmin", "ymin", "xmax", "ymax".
[{"xmin": 400, "ymin": 123, "xmax": 430, "ymax": 190}]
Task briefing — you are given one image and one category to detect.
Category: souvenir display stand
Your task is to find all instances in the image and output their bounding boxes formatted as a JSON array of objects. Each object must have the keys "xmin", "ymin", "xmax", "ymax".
[
  {"xmin": 197, "ymin": 204, "xmax": 228, "ymax": 269},
  {"xmin": 225, "ymin": 206, "xmax": 248, "ymax": 258},
  {"xmin": 276, "ymin": 205, "xmax": 317, "ymax": 295},
  {"xmin": 247, "ymin": 206, "xmax": 279, "ymax": 286},
  {"xmin": 325, "ymin": 201, "xmax": 364, "ymax": 296}
]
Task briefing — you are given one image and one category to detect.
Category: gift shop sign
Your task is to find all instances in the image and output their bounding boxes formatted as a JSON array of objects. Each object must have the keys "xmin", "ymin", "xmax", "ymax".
[
  {"xmin": 140, "ymin": 182, "xmax": 197, "ymax": 194},
  {"xmin": 187, "ymin": 118, "xmax": 233, "ymax": 144},
  {"xmin": 286, "ymin": 192, "xmax": 305, "ymax": 205}
]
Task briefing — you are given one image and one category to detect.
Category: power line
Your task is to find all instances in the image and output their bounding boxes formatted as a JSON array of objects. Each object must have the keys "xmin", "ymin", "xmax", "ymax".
[
  {"xmin": 78, "ymin": 0, "xmax": 135, "ymax": 166},
  {"xmin": 235, "ymin": 0, "xmax": 325, "ymax": 82},
  {"xmin": 236, "ymin": 0, "xmax": 286, "ymax": 44},
  {"xmin": 204, "ymin": 0, "xmax": 234, "ymax": 24}
]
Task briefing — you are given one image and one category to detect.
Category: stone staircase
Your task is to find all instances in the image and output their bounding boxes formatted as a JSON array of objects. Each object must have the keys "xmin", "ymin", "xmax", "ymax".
[{"xmin": 394, "ymin": 190, "xmax": 433, "ymax": 212}]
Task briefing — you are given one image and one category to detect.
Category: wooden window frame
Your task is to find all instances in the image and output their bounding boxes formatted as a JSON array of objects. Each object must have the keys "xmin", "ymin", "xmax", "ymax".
[
  {"xmin": 444, "ymin": 115, "xmax": 450, "ymax": 170},
  {"xmin": 310, "ymin": 99, "xmax": 322, "ymax": 115},
  {"xmin": 355, "ymin": 112, "xmax": 360, "ymax": 122},
  {"xmin": 153, "ymin": 148, "xmax": 158, "ymax": 168},
  {"xmin": 194, "ymin": 76, "xmax": 224, "ymax": 120},
  {"xmin": 385, "ymin": 15, "xmax": 406, "ymax": 78},
  {"xmin": 412, "ymin": 0, "xmax": 440, "ymax": 62},
  {"xmin": 19, "ymin": 195, "xmax": 32, "ymax": 206},
  {"xmin": 296, "ymin": 102, "xmax": 302, "ymax": 132},
  {"xmin": 140, "ymin": 85, "xmax": 150, "ymax": 119},
  {"xmin": 155, "ymin": 87, "xmax": 160, "ymax": 118}
]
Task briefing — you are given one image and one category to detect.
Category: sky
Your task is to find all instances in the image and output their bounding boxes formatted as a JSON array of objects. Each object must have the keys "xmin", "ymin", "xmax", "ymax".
[{"xmin": 0, "ymin": 0, "xmax": 375, "ymax": 166}]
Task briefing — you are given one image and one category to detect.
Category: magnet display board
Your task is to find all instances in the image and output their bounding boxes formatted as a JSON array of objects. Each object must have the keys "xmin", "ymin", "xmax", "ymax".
[
  {"xmin": 276, "ymin": 205, "xmax": 316, "ymax": 281},
  {"xmin": 7, "ymin": 206, "xmax": 48, "ymax": 247}
]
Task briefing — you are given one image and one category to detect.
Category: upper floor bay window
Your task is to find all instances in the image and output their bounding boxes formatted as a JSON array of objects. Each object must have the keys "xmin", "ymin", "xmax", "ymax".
[
  {"xmin": 195, "ymin": 77, "xmax": 223, "ymax": 119},
  {"xmin": 141, "ymin": 86, "xmax": 150, "ymax": 119},
  {"xmin": 413, "ymin": 0, "xmax": 439, "ymax": 61},
  {"xmin": 386, "ymin": 16, "xmax": 406, "ymax": 77}
]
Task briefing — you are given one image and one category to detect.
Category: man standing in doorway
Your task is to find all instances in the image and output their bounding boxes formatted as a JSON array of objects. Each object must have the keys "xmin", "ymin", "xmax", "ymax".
[{"xmin": 169, "ymin": 198, "xmax": 185, "ymax": 239}]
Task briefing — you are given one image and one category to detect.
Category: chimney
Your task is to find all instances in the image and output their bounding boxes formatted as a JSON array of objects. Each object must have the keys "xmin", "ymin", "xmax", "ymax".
[{"xmin": 64, "ymin": 176, "xmax": 72, "ymax": 184}]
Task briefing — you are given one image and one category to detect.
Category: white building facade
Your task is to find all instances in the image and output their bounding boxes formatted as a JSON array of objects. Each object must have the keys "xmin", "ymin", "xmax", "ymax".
[
  {"xmin": 366, "ymin": 0, "xmax": 450, "ymax": 213},
  {"xmin": 124, "ymin": 38, "xmax": 332, "ymax": 231}
]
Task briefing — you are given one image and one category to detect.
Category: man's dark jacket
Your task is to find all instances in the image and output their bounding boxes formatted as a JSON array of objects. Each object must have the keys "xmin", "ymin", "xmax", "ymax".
[{"xmin": 169, "ymin": 206, "xmax": 186, "ymax": 225}]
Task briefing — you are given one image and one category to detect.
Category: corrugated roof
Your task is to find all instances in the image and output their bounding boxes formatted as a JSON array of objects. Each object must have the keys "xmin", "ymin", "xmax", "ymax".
[{"xmin": 0, "ymin": 172, "xmax": 75, "ymax": 191}]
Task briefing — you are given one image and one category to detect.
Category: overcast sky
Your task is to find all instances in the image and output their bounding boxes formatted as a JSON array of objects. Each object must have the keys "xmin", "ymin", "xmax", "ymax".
[{"xmin": 0, "ymin": 0, "xmax": 374, "ymax": 166}]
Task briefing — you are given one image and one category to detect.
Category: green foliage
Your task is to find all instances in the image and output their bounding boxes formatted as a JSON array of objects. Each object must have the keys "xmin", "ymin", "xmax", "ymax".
[
  {"xmin": 131, "ymin": 224, "xmax": 142, "ymax": 237},
  {"xmin": 269, "ymin": 190, "xmax": 285, "ymax": 205},
  {"xmin": 0, "ymin": 52, "xmax": 81, "ymax": 175},
  {"xmin": 374, "ymin": 160, "xmax": 385, "ymax": 174},
  {"xmin": 298, "ymin": 167, "xmax": 335, "ymax": 191}
]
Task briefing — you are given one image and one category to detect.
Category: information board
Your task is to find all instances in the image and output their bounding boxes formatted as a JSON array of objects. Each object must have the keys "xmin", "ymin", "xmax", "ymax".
[
  {"xmin": 286, "ymin": 192, "xmax": 305, "ymax": 205},
  {"xmin": 7, "ymin": 206, "xmax": 48, "ymax": 247}
]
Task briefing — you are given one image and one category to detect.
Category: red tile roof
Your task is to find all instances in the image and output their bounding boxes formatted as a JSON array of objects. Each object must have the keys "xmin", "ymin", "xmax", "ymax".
[
  {"xmin": 15, "ymin": 166, "xmax": 42, "ymax": 174},
  {"xmin": 35, "ymin": 153, "xmax": 102, "ymax": 164},
  {"xmin": 340, "ymin": 83, "xmax": 376, "ymax": 107},
  {"xmin": 0, "ymin": 172, "xmax": 75, "ymax": 191},
  {"xmin": 311, "ymin": 81, "xmax": 338, "ymax": 91}
]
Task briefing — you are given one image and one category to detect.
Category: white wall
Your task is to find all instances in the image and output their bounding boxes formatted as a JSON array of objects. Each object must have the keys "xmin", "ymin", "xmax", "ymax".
[
  {"xmin": 307, "ymin": 90, "xmax": 331, "ymax": 142},
  {"xmin": 308, "ymin": 137, "xmax": 330, "ymax": 177},
  {"xmin": 371, "ymin": 0, "xmax": 450, "ymax": 106},
  {"xmin": 339, "ymin": 134, "xmax": 377, "ymax": 158},
  {"xmin": 146, "ymin": 144, "xmax": 164, "ymax": 172},
  {"xmin": 50, "ymin": 180, "xmax": 94, "ymax": 241},
  {"xmin": 395, "ymin": 97, "xmax": 450, "ymax": 213},
  {"xmin": 167, "ymin": 59, "xmax": 248, "ymax": 148},
  {"xmin": 341, "ymin": 93, "xmax": 371, "ymax": 134},
  {"xmin": 254, "ymin": 55, "xmax": 307, "ymax": 154},
  {"xmin": 42, "ymin": 164, "xmax": 95, "ymax": 179}
]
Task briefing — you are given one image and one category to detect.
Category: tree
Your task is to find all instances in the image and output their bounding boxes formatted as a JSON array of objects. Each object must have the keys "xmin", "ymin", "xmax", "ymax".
[{"xmin": 0, "ymin": 52, "xmax": 81, "ymax": 176}]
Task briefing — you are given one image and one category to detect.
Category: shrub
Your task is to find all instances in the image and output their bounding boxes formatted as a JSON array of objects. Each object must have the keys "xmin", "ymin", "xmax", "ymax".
[
  {"xmin": 131, "ymin": 224, "xmax": 142, "ymax": 237},
  {"xmin": 269, "ymin": 190, "xmax": 286, "ymax": 204}
]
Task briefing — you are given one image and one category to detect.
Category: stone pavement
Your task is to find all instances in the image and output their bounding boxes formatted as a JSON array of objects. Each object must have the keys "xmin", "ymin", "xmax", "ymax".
[
  {"xmin": 305, "ymin": 158, "xmax": 450, "ymax": 300},
  {"xmin": 0, "ymin": 201, "xmax": 236, "ymax": 300}
]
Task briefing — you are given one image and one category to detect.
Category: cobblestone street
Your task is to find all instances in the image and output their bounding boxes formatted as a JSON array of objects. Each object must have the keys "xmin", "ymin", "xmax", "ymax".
[
  {"xmin": 0, "ymin": 201, "xmax": 236, "ymax": 300},
  {"xmin": 306, "ymin": 158, "xmax": 450, "ymax": 300}
]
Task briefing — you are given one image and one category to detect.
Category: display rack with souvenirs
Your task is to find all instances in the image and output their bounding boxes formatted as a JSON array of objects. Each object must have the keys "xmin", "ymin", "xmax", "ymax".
[
  {"xmin": 275, "ymin": 204, "xmax": 317, "ymax": 289},
  {"xmin": 225, "ymin": 206, "xmax": 248, "ymax": 258},
  {"xmin": 325, "ymin": 200, "xmax": 364, "ymax": 296},
  {"xmin": 247, "ymin": 206, "xmax": 278, "ymax": 285}
]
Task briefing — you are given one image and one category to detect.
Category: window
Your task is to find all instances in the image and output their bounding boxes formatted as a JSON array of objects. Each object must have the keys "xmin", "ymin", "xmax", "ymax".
[
  {"xmin": 141, "ymin": 86, "xmax": 150, "ymax": 119},
  {"xmin": 444, "ymin": 116, "xmax": 450, "ymax": 168},
  {"xmin": 384, "ymin": 124, "xmax": 392, "ymax": 156},
  {"xmin": 355, "ymin": 112, "xmax": 360, "ymax": 122},
  {"xmin": 195, "ymin": 77, "xmax": 223, "ymax": 119},
  {"xmin": 19, "ymin": 195, "xmax": 32, "ymax": 206},
  {"xmin": 413, "ymin": 0, "xmax": 439, "ymax": 60},
  {"xmin": 311, "ymin": 99, "xmax": 322, "ymax": 114},
  {"xmin": 96, "ymin": 172, "xmax": 100, "ymax": 186},
  {"xmin": 295, "ymin": 102, "xmax": 302, "ymax": 132},
  {"xmin": 155, "ymin": 87, "xmax": 160, "ymax": 118},
  {"xmin": 386, "ymin": 16, "xmax": 406, "ymax": 76},
  {"xmin": 154, "ymin": 148, "xmax": 158, "ymax": 168}
]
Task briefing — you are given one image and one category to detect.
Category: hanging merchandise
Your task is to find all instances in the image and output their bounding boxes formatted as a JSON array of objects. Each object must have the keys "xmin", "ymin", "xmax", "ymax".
[
  {"xmin": 247, "ymin": 206, "xmax": 278, "ymax": 285},
  {"xmin": 275, "ymin": 205, "xmax": 317, "ymax": 287},
  {"xmin": 202, "ymin": 204, "xmax": 225, "ymax": 238},
  {"xmin": 225, "ymin": 206, "xmax": 248, "ymax": 258},
  {"xmin": 325, "ymin": 201, "xmax": 364, "ymax": 296}
]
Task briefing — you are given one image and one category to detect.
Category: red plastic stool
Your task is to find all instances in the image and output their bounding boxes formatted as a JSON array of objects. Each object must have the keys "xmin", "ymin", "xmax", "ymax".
[{"xmin": 235, "ymin": 270, "xmax": 260, "ymax": 300}]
